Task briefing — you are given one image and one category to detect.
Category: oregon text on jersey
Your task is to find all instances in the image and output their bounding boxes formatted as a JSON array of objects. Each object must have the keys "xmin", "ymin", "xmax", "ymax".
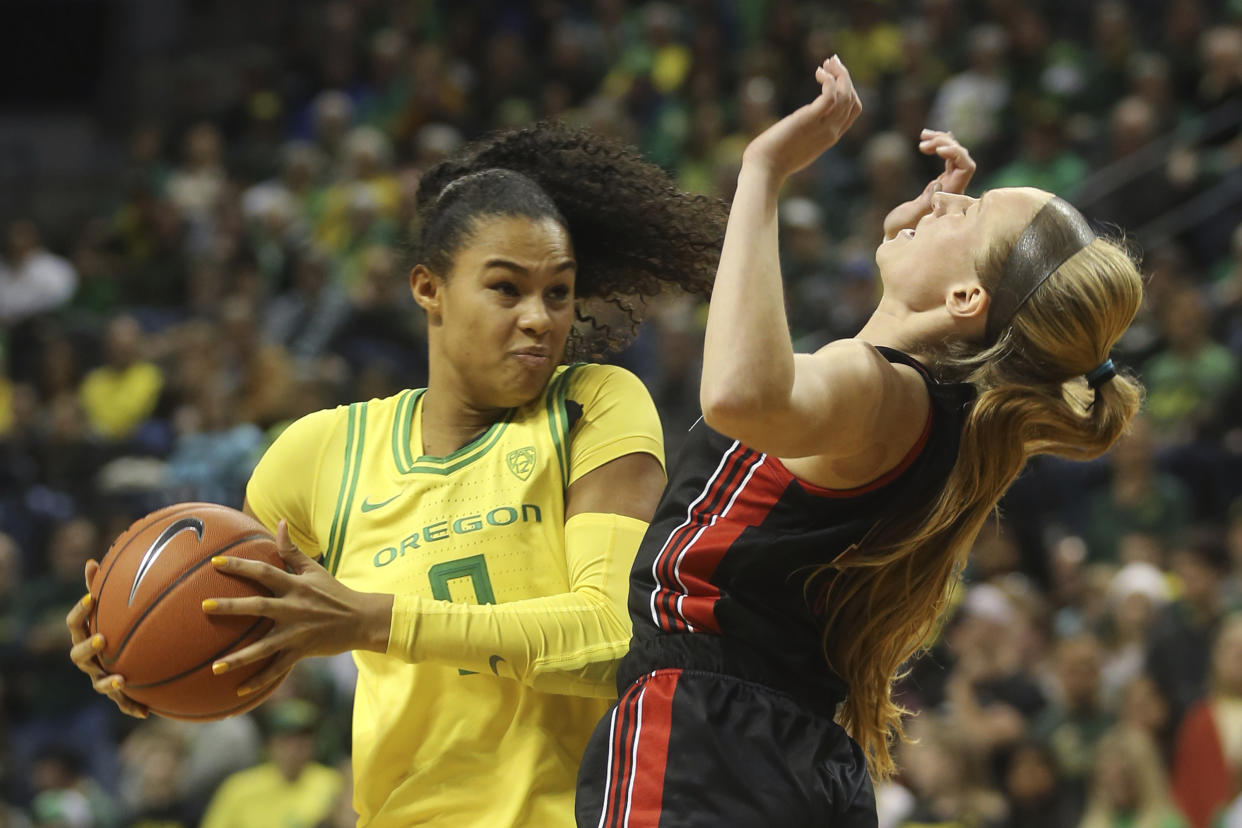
[{"xmin": 372, "ymin": 504, "xmax": 545, "ymax": 567}]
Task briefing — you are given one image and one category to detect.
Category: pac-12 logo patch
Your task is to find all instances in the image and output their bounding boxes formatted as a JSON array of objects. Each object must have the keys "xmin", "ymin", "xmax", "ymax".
[{"xmin": 506, "ymin": 447, "xmax": 536, "ymax": 480}]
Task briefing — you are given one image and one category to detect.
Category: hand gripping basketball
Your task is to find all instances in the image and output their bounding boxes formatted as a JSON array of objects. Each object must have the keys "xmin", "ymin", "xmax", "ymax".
[{"xmin": 202, "ymin": 519, "xmax": 394, "ymax": 698}]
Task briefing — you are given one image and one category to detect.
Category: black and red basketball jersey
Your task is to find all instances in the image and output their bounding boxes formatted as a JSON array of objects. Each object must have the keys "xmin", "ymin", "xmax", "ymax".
[{"xmin": 622, "ymin": 347, "xmax": 975, "ymax": 706}]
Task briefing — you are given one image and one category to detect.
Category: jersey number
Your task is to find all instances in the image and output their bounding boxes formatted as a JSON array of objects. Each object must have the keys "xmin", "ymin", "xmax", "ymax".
[{"xmin": 427, "ymin": 555, "xmax": 495, "ymax": 675}]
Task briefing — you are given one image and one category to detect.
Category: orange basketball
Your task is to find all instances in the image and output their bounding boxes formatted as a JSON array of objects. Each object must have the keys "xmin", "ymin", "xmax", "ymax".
[{"xmin": 89, "ymin": 502, "xmax": 288, "ymax": 720}]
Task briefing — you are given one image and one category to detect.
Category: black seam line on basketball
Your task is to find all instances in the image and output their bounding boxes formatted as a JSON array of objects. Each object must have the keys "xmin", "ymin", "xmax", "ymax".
[
  {"xmin": 98, "ymin": 532, "xmax": 270, "ymax": 667},
  {"xmin": 124, "ymin": 616, "xmax": 268, "ymax": 690},
  {"xmin": 94, "ymin": 504, "xmax": 200, "ymax": 629},
  {"xmin": 145, "ymin": 688, "xmax": 277, "ymax": 720}
]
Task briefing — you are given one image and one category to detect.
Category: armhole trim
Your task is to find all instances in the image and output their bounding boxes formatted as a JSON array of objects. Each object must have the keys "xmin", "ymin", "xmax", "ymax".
[{"xmin": 546, "ymin": 363, "xmax": 584, "ymax": 488}]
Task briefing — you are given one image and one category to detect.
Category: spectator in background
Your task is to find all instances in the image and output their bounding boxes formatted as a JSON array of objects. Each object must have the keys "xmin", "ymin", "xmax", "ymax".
[
  {"xmin": 1084, "ymin": 415, "xmax": 1192, "ymax": 562},
  {"xmin": 1079, "ymin": 727, "xmax": 1188, "ymax": 828},
  {"xmin": 1170, "ymin": 613, "xmax": 1242, "ymax": 828},
  {"xmin": 27, "ymin": 746, "xmax": 116, "ymax": 828},
  {"xmin": 986, "ymin": 105, "xmax": 1089, "ymax": 200},
  {"xmin": 893, "ymin": 715, "xmax": 1008, "ymax": 828},
  {"xmin": 1000, "ymin": 742, "xmax": 1083, "ymax": 828},
  {"xmin": 1143, "ymin": 287, "xmax": 1239, "ymax": 445},
  {"xmin": 200, "ymin": 700, "xmax": 342, "ymax": 828},
  {"xmin": 0, "ymin": 221, "xmax": 77, "ymax": 326},
  {"xmin": 1084, "ymin": 96, "xmax": 1184, "ymax": 232},
  {"xmin": 1147, "ymin": 530, "xmax": 1233, "ymax": 728},
  {"xmin": 163, "ymin": 379, "xmax": 263, "ymax": 508},
  {"xmin": 1032, "ymin": 635, "xmax": 1114, "ymax": 807},
  {"xmin": 1100, "ymin": 562, "xmax": 1172, "ymax": 703},
  {"xmin": 12, "ymin": 520, "xmax": 116, "ymax": 797},
  {"xmin": 77, "ymin": 317, "xmax": 163, "ymax": 444},
  {"xmin": 165, "ymin": 123, "xmax": 228, "ymax": 233},
  {"xmin": 115, "ymin": 722, "xmax": 193, "ymax": 828},
  {"xmin": 941, "ymin": 585, "xmax": 1047, "ymax": 760},
  {"xmin": 1120, "ymin": 675, "xmax": 1177, "ymax": 764},
  {"xmin": 263, "ymin": 248, "xmax": 350, "ymax": 363},
  {"xmin": 214, "ymin": 297, "xmax": 294, "ymax": 429},
  {"xmin": 927, "ymin": 24, "xmax": 1010, "ymax": 169}
]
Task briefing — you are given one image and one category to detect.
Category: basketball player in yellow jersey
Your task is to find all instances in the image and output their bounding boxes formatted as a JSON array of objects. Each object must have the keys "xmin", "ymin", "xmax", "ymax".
[
  {"xmin": 67, "ymin": 122, "xmax": 727, "ymax": 827},
  {"xmin": 243, "ymin": 362, "xmax": 663, "ymax": 825}
]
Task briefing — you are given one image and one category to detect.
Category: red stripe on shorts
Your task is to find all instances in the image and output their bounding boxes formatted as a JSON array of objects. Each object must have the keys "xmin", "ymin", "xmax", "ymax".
[{"xmin": 620, "ymin": 670, "xmax": 680, "ymax": 827}]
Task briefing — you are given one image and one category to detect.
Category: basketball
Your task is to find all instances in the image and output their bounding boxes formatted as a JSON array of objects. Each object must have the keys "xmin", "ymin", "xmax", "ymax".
[{"xmin": 88, "ymin": 502, "xmax": 287, "ymax": 720}]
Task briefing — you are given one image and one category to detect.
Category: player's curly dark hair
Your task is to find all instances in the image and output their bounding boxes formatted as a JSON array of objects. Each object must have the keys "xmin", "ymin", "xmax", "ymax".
[{"xmin": 413, "ymin": 121, "xmax": 727, "ymax": 357}]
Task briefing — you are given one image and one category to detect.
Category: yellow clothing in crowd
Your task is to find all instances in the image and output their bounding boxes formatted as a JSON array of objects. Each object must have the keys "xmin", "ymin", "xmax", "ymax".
[{"xmin": 79, "ymin": 361, "xmax": 163, "ymax": 439}]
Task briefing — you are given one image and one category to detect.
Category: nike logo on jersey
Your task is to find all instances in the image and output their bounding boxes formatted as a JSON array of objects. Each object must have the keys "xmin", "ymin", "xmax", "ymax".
[
  {"xmin": 489, "ymin": 655, "xmax": 506, "ymax": 675},
  {"xmin": 360, "ymin": 494, "xmax": 400, "ymax": 512},
  {"xmin": 129, "ymin": 517, "xmax": 205, "ymax": 605}
]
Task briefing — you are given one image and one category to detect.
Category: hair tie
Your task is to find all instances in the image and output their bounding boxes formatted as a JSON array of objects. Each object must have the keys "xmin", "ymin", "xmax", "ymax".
[{"xmin": 1085, "ymin": 358, "xmax": 1116, "ymax": 389}]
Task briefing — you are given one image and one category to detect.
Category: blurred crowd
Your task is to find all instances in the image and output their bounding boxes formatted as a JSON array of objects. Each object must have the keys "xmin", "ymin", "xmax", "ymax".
[{"xmin": 2, "ymin": 1, "xmax": 1242, "ymax": 826}]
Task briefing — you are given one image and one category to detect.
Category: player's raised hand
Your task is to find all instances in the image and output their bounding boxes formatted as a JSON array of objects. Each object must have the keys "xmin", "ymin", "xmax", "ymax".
[
  {"xmin": 741, "ymin": 56, "xmax": 863, "ymax": 182},
  {"xmin": 882, "ymin": 129, "xmax": 977, "ymax": 240}
]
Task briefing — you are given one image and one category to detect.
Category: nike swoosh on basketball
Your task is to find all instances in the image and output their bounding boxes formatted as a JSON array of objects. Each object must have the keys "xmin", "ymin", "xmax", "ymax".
[
  {"xmin": 360, "ymin": 494, "xmax": 400, "ymax": 512},
  {"xmin": 129, "ymin": 517, "xmax": 205, "ymax": 606}
]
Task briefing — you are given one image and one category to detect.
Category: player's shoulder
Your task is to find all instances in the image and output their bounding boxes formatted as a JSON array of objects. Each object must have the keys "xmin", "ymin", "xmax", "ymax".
[
  {"xmin": 270, "ymin": 390, "xmax": 415, "ymax": 452},
  {"xmin": 557, "ymin": 362, "xmax": 651, "ymax": 401}
]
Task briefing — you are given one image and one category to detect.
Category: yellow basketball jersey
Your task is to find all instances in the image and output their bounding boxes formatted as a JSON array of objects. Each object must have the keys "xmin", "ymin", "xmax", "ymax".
[{"xmin": 246, "ymin": 364, "xmax": 664, "ymax": 827}]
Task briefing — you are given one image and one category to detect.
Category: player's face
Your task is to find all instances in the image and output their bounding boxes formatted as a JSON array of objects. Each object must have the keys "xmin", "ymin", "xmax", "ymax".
[
  {"xmin": 420, "ymin": 214, "xmax": 577, "ymax": 408},
  {"xmin": 874, "ymin": 187, "xmax": 1049, "ymax": 312}
]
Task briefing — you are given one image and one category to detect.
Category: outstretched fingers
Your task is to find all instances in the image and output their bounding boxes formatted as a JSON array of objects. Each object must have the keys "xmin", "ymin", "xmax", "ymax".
[{"xmin": 918, "ymin": 128, "xmax": 976, "ymax": 193}]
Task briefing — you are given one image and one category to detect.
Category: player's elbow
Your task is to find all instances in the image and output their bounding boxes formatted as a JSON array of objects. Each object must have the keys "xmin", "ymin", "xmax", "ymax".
[
  {"xmin": 701, "ymin": 386, "xmax": 775, "ymax": 435},
  {"xmin": 701, "ymin": 393, "xmax": 791, "ymax": 449}
]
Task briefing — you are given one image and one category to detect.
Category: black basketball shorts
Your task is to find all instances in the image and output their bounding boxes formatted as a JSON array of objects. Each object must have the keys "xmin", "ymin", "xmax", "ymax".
[{"xmin": 575, "ymin": 668, "xmax": 877, "ymax": 827}]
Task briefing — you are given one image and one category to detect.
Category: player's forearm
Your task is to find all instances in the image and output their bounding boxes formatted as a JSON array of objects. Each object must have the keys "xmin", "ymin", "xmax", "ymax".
[
  {"xmin": 384, "ymin": 512, "xmax": 645, "ymax": 697},
  {"xmin": 386, "ymin": 589, "xmax": 630, "ymax": 696},
  {"xmin": 700, "ymin": 163, "xmax": 796, "ymax": 425}
]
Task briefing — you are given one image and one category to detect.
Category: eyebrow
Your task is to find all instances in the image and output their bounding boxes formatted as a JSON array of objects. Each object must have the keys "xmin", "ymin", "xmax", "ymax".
[{"xmin": 483, "ymin": 258, "xmax": 576, "ymax": 274}]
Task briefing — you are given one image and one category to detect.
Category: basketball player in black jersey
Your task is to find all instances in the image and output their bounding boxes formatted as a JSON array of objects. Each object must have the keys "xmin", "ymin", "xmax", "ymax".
[{"xmin": 576, "ymin": 56, "xmax": 1145, "ymax": 827}]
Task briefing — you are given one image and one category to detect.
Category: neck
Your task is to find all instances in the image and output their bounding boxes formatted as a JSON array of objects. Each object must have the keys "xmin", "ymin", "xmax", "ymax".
[
  {"xmin": 854, "ymin": 296, "xmax": 947, "ymax": 361},
  {"xmin": 421, "ymin": 351, "xmax": 507, "ymax": 456}
]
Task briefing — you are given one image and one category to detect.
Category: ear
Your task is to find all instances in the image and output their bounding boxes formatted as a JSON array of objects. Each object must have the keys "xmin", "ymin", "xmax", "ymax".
[
  {"xmin": 947, "ymin": 282, "xmax": 990, "ymax": 335},
  {"xmin": 410, "ymin": 264, "xmax": 443, "ymax": 320},
  {"xmin": 947, "ymin": 281, "xmax": 989, "ymax": 320}
]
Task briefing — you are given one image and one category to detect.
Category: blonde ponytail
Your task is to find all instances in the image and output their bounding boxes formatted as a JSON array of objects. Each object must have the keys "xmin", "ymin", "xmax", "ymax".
[{"xmin": 817, "ymin": 237, "xmax": 1144, "ymax": 780}]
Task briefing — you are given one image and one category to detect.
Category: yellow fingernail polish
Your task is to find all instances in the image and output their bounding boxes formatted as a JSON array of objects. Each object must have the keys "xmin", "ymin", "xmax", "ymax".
[
  {"xmin": 202, "ymin": 599, "xmax": 218, "ymax": 611},
  {"xmin": 212, "ymin": 661, "xmax": 229, "ymax": 675},
  {"xmin": 111, "ymin": 678, "xmax": 121, "ymax": 690},
  {"xmin": 91, "ymin": 635, "xmax": 104, "ymax": 650},
  {"xmin": 81, "ymin": 593, "xmax": 92, "ymax": 609},
  {"xmin": 211, "ymin": 556, "xmax": 226, "ymax": 567},
  {"xmin": 237, "ymin": 685, "xmax": 252, "ymax": 697}
]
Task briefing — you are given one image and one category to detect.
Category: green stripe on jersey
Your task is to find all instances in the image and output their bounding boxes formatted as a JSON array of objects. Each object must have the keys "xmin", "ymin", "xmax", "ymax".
[
  {"xmin": 390, "ymin": 389, "xmax": 419, "ymax": 473},
  {"xmin": 406, "ymin": 415, "xmax": 511, "ymax": 475},
  {"xmin": 326, "ymin": 402, "xmax": 368, "ymax": 574}
]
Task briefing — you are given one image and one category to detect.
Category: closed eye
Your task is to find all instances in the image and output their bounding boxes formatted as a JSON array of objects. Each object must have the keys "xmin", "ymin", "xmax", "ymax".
[{"xmin": 491, "ymin": 282, "xmax": 519, "ymax": 297}]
